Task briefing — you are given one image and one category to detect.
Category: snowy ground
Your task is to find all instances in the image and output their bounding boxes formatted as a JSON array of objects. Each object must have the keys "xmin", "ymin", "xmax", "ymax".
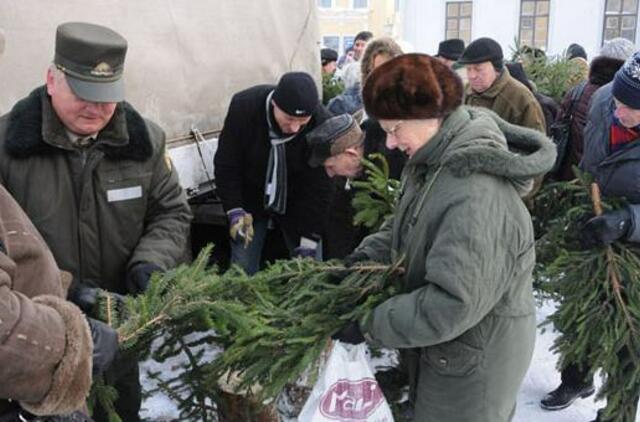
[{"xmin": 139, "ymin": 300, "xmax": 639, "ymax": 421}]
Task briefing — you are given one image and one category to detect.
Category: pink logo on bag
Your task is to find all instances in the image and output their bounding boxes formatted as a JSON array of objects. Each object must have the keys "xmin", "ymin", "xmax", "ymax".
[{"xmin": 319, "ymin": 377, "xmax": 385, "ymax": 421}]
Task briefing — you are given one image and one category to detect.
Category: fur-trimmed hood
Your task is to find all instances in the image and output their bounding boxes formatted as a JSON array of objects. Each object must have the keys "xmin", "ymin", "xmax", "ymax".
[
  {"xmin": 360, "ymin": 37, "xmax": 404, "ymax": 80},
  {"xmin": 589, "ymin": 55, "xmax": 625, "ymax": 86},
  {"xmin": 4, "ymin": 86, "xmax": 152, "ymax": 161},
  {"xmin": 409, "ymin": 106, "xmax": 556, "ymax": 195}
]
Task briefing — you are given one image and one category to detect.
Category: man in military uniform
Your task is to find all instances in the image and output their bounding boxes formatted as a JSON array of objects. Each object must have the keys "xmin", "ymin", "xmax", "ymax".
[{"xmin": 0, "ymin": 22, "xmax": 192, "ymax": 421}]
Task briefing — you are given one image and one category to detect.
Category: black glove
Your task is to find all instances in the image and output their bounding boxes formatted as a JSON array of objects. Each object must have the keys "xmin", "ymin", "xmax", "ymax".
[
  {"xmin": 68, "ymin": 280, "xmax": 126, "ymax": 316},
  {"xmin": 579, "ymin": 208, "xmax": 632, "ymax": 249},
  {"xmin": 331, "ymin": 321, "xmax": 366, "ymax": 344},
  {"xmin": 343, "ymin": 251, "xmax": 369, "ymax": 267},
  {"xmin": 87, "ymin": 318, "xmax": 118, "ymax": 375},
  {"xmin": 126, "ymin": 263, "xmax": 162, "ymax": 294}
]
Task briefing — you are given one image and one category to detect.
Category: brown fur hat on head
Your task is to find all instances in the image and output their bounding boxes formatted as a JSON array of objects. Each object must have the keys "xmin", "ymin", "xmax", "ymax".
[
  {"xmin": 363, "ymin": 53, "xmax": 464, "ymax": 120},
  {"xmin": 360, "ymin": 37, "xmax": 404, "ymax": 79}
]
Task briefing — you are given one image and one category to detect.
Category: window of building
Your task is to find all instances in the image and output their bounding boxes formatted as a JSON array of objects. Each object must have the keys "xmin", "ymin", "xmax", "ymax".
[
  {"xmin": 353, "ymin": 0, "xmax": 368, "ymax": 9},
  {"xmin": 317, "ymin": 0, "xmax": 332, "ymax": 8},
  {"xmin": 445, "ymin": 2, "xmax": 473, "ymax": 44},
  {"xmin": 518, "ymin": 0, "xmax": 550, "ymax": 50},
  {"xmin": 603, "ymin": 0, "xmax": 638, "ymax": 43},
  {"xmin": 323, "ymin": 36, "xmax": 340, "ymax": 52}
]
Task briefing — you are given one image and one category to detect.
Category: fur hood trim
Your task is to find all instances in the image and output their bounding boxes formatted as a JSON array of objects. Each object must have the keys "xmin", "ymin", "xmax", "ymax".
[
  {"xmin": 360, "ymin": 37, "xmax": 404, "ymax": 80},
  {"xmin": 438, "ymin": 107, "xmax": 556, "ymax": 194},
  {"xmin": 20, "ymin": 296, "xmax": 93, "ymax": 416}
]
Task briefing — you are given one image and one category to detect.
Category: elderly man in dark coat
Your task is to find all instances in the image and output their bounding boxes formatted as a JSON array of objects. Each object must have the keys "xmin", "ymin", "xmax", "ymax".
[{"xmin": 460, "ymin": 37, "xmax": 546, "ymax": 133}]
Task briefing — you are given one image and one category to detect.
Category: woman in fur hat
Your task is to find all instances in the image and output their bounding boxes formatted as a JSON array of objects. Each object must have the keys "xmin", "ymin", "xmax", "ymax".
[{"xmin": 332, "ymin": 54, "xmax": 556, "ymax": 421}]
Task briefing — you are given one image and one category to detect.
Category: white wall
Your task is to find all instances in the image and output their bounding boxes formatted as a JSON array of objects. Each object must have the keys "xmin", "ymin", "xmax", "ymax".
[{"xmin": 401, "ymin": 0, "xmax": 639, "ymax": 60}]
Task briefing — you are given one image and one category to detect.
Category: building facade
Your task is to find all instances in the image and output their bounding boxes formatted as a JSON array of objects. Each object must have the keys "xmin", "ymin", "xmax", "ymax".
[
  {"xmin": 317, "ymin": 0, "xmax": 402, "ymax": 54},
  {"xmin": 401, "ymin": 0, "xmax": 639, "ymax": 59}
]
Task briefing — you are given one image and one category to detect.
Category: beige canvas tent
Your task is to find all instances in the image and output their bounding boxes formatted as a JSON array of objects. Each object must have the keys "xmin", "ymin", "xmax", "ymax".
[{"xmin": 0, "ymin": 0, "xmax": 321, "ymax": 141}]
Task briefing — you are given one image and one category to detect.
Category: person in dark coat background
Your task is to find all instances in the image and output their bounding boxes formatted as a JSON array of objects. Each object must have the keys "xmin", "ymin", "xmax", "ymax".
[
  {"xmin": 214, "ymin": 72, "xmax": 333, "ymax": 274},
  {"xmin": 541, "ymin": 50, "xmax": 640, "ymax": 422},
  {"xmin": 434, "ymin": 38, "xmax": 465, "ymax": 69},
  {"xmin": 322, "ymin": 38, "xmax": 407, "ymax": 259},
  {"xmin": 552, "ymin": 38, "xmax": 635, "ymax": 181}
]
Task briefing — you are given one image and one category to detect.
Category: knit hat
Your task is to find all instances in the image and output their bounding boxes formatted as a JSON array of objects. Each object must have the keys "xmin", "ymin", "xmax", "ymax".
[
  {"xmin": 436, "ymin": 39, "xmax": 465, "ymax": 61},
  {"xmin": 307, "ymin": 114, "xmax": 364, "ymax": 167},
  {"xmin": 321, "ymin": 48, "xmax": 338, "ymax": 65},
  {"xmin": 272, "ymin": 72, "xmax": 319, "ymax": 117},
  {"xmin": 613, "ymin": 51, "xmax": 640, "ymax": 109},
  {"xmin": 363, "ymin": 53, "xmax": 463, "ymax": 120},
  {"xmin": 600, "ymin": 38, "xmax": 636, "ymax": 61},
  {"xmin": 458, "ymin": 37, "xmax": 504, "ymax": 70},
  {"xmin": 567, "ymin": 43, "xmax": 587, "ymax": 60}
]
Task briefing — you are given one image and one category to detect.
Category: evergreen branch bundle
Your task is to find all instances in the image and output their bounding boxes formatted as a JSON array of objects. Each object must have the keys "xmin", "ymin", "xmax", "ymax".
[
  {"xmin": 92, "ymin": 249, "xmax": 404, "ymax": 415},
  {"xmin": 538, "ymin": 174, "xmax": 640, "ymax": 421},
  {"xmin": 206, "ymin": 259, "xmax": 403, "ymax": 401},
  {"xmin": 352, "ymin": 153, "xmax": 401, "ymax": 231}
]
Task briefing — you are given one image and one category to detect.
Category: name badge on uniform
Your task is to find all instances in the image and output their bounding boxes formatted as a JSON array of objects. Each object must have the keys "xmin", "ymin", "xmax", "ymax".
[{"xmin": 107, "ymin": 186, "xmax": 143, "ymax": 202}]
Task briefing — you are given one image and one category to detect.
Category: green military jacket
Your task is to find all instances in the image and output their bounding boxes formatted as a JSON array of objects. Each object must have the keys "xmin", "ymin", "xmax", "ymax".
[
  {"xmin": 0, "ymin": 87, "xmax": 192, "ymax": 293},
  {"xmin": 465, "ymin": 67, "xmax": 547, "ymax": 133},
  {"xmin": 356, "ymin": 106, "xmax": 556, "ymax": 421}
]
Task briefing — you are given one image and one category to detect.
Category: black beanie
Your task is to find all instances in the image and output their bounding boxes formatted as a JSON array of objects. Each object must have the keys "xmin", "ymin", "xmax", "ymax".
[
  {"xmin": 272, "ymin": 72, "xmax": 319, "ymax": 117},
  {"xmin": 567, "ymin": 43, "xmax": 587, "ymax": 60},
  {"xmin": 321, "ymin": 48, "xmax": 338, "ymax": 65},
  {"xmin": 458, "ymin": 37, "xmax": 504, "ymax": 70},
  {"xmin": 436, "ymin": 39, "xmax": 465, "ymax": 61}
]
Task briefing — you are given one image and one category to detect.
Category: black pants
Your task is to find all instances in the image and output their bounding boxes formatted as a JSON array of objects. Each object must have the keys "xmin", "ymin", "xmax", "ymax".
[
  {"xmin": 92, "ymin": 354, "xmax": 141, "ymax": 422},
  {"xmin": 560, "ymin": 361, "xmax": 592, "ymax": 386}
]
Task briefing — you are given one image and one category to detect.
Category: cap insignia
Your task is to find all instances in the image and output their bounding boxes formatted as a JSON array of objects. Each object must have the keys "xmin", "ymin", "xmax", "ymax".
[{"xmin": 90, "ymin": 62, "xmax": 114, "ymax": 77}]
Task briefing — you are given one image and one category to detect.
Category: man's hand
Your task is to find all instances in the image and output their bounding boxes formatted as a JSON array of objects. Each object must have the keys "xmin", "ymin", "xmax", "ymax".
[
  {"xmin": 579, "ymin": 208, "xmax": 632, "ymax": 249},
  {"xmin": 228, "ymin": 208, "xmax": 254, "ymax": 248},
  {"xmin": 294, "ymin": 236, "xmax": 320, "ymax": 259},
  {"xmin": 87, "ymin": 318, "xmax": 119, "ymax": 375},
  {"xmin": 68, "ymin": 280, "xmax": 126, "ymax": 316},
  {"xmin": 343, "ymin": 250, "xmax": 369, "ymax": 267},
  {"xmin": 126, "ymin": 263, "xmax": 162, "ymax": 294}
]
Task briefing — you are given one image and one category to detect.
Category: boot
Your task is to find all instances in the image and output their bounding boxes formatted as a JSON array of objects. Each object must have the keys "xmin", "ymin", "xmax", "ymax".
[{"xmin": 540, "ymin": 381, "xmax": 595, "ymax": 410}]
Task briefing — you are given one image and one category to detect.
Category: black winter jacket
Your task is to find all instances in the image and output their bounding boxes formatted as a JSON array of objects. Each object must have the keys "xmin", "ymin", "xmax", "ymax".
[{"xmin": 214, "ymin": 85, "xmax": 333, "ymax": 240}]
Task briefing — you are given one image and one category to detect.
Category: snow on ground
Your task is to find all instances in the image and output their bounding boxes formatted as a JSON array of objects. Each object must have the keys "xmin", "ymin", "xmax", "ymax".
[{"xmin": 139, "ymin": 300, "xmax": 639, "ymax": 421}]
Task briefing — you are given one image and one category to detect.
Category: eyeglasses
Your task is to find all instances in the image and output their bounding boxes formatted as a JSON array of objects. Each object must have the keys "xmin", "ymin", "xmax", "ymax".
[{"xmin": 381, "ymin": 121, "xmax": 403, "ymax": 137}]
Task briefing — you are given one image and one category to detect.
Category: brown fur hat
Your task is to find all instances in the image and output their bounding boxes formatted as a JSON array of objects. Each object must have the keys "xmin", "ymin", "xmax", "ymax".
[{"xmin": 362, "ymin": 53, "xmax": 463, "ymax": 120}]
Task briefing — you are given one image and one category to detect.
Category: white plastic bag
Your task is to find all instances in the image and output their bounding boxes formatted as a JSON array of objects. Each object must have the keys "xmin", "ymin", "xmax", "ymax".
[{"xmin": 298, "ymin": 341, "xmax": 394, "ymax": 422}]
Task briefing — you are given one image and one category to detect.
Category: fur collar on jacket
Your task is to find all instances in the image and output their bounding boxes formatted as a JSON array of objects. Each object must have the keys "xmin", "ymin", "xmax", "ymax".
[
  {"xmin": 5, "ymin": 86, "xmax": 153, "ymax": 161},
  {"xmin": 589, "ymin": 55, "xmax": 625, "ymax": 86}
]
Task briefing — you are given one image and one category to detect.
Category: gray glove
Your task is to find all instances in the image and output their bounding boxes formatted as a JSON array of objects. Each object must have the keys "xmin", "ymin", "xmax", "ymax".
[
  {"xmin": 87, "ymin": 318, "xmax": 118, "ymax": 375},
  {"xmin": 67, "ymin": 280, "xmax": 126, "ymax": 317}
]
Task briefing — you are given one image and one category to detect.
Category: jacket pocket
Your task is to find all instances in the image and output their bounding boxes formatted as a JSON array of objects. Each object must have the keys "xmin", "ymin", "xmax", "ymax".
[{"xmin": 422, "ymin": 338, "xmax": 484, "ymax": 377}]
